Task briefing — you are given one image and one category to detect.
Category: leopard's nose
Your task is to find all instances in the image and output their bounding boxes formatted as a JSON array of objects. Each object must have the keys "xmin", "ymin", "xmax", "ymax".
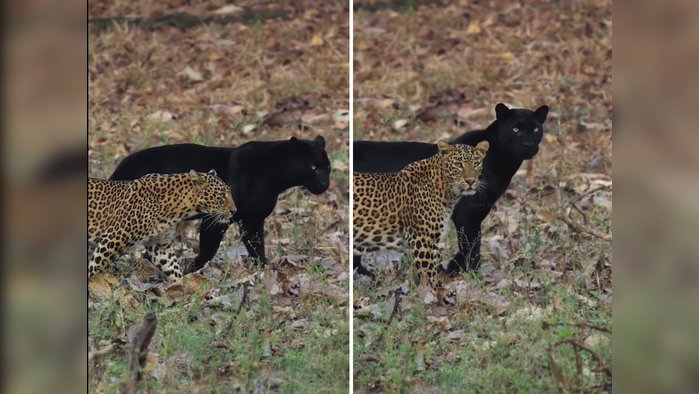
[{"xmin": 465, "ymin": 178, "xmax": 476, "ymax": 187}]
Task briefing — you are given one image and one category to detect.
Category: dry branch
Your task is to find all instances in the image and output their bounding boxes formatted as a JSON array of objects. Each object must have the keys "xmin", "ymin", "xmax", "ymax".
[
  {"xmin": 88, "ymin": 344, "xmax": 118, "ymax": 362},
  {"xmin": 127, "ymin": 313, "xmax": 158, "ymax": 394},
  {"xmin": 386, "ymin": 287, "xmax": 403, "ymax": 326},
  {"xmin": 553, "ymin": 338, "xmax": 612, "ymax": 379},
  {"xmin": 558, "ymin": 212, "xmax": 612, "ymax": 242},
  {"xmin": 546, "ymin": 320, "xmax": 612, "ymax": 393},
  {"xmin": 376, "ymin": 288, "xmax": 403, "ymax": 343}
]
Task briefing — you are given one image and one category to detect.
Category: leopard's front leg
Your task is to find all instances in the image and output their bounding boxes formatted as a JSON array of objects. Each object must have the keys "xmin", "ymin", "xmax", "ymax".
[
  {"xmin": 143, "ymin": 224, "xmax": 182, "ymax": 282},
  {"xmin": 410, "ymin": 235, "xmax": 443, "ymax": 290}
]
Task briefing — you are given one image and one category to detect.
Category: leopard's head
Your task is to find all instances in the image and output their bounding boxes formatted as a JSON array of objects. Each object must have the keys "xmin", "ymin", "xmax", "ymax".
[
  {"xmin": 189, "ymin": 169, "xmax": 237, "ymax": 222},
  {"xmin": 438, "ymin": 140, "xmax": 489, "ymax": 196}
]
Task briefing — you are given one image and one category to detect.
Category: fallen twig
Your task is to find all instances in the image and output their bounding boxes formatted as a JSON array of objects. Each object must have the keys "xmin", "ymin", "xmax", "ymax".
[
  {"xmin": 553, "ymin": 338, "xmax": 612, "ymax": 378},
  {"xmin": 376, "ymin": 288, "xmax": 403, "ymax": 343},
  {"xmin": 386, "ymin": 287, "xmax": 402, "ymax": 326},
  {"xmin": 235, "ymin": 281, "xmax": 251, "ymax": 316},
  {"xmin": 88, "ymin": 344, "xmax": 118, "ymax": 362},
  {"xmin": 558, "ymin": 212, "xmax": 612, "ymax": 242},
  {"xmin": 127, "ymin": 313, "xmax": 158, "ymax": 394},
  {"xmin": 545, "ymin": 320, "xmax": 612, "ymax": 393},
  {"xmin": 544, "ymin": 321, "xmax": 612, "ymax": 335}
]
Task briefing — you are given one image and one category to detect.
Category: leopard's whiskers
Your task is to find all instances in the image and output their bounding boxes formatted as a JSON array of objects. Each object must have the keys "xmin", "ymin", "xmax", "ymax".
[
  {"xmin": 202, "ymin": 213, "xmax": 222, "ymax": 230},
  {"xmin": 476, "ymin": 178, "xmax": 489, "ymax": 198}
]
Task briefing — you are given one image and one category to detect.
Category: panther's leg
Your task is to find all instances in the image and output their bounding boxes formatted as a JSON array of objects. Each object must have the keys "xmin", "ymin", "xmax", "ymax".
[
  {"xmin": 448, "ymin": 199, "xmax": 490, "ymax": 273},
  {"xmin": 88, "ymin": 233, "xmax": 128, "ymax": 278},
  {"xmin": 354, "ymin": 254, "xmax": 375, "ymax": 279},
  {"xmin": 239, "ymin": 218, "xmax": 267, "ymax": 266},
  {"xmin": 143, "ymin": 225, "xmax": 182, "ymax": 282},
  {"xmin": 191, "ymin": 216, "xmax": 229, "ymax": 272}
]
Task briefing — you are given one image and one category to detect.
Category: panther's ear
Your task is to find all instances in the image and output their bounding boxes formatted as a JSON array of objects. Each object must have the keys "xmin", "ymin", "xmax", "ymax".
[
  {"xmin": 534, "ymin": 105, "xmax": 549, "ymax": 123},
  {"xmin": 208, "ymin": 168, "xmax": 217, "ymax": 177},
  {"xmin": 189, "ymin": 169, "xmax": 206, "ymax": 189},
  {"xmin": 290, "ymin": 136, "xmax": 298, "ymax": 142},
  {"xmin": 314, "ymin": 135, "xmax": 326, "ymax": 149},
  {"xmin": 475, "ymin": 141, "xmax": 490, "ymax": 158},
  {"xmin": 437, "ymin": 140, "xmax": 453, "ymax": 155},
  {"xmin": 495, "ymin": 103, "xmax": 510, "ymax": 120}
]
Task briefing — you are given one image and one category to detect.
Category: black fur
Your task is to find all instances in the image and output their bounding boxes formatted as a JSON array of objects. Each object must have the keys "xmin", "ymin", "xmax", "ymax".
[
  {"xmin": 36, "ymin": 148, "xmax": 86, "ymax": 184},
  {"xmin": 109, "ymin": 136, "xmax": 331, "ymax": 272},
  {"xmin": 353, "ymin": 103, "xmax": 548, "ymax": 275}
]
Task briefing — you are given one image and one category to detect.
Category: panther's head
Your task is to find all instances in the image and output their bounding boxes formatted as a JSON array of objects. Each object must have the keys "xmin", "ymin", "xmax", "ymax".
[
  {"xmin": 438, "ymin": 140, "xmax": 489, "ymax": 196},
  {"xmin": 189, "ymin": 169, "xmax": 237, "ymax": 222},
  {"xmin": 494, "ymin": 103, "xmax": 549, "ymax": 160},
  {"xmin": 288, "ymin": 136, "xmax": 331, "ymax": 195}
]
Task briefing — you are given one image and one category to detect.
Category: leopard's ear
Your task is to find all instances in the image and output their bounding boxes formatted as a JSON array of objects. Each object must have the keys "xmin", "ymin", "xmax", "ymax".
[
  {"xmin": 208, "ymin": 168, "xmax": 217, "ymax": 177},
  {"xmin": 437, "ymin": 140, "xmax": 452, "ymax": 155},
  {"xmin": 188, "ymin": 169, "xmax": 206, "ymax": 189},
  {"xmin": 475, "ymin": 141, "xmax": 490, "ymax": 157}
]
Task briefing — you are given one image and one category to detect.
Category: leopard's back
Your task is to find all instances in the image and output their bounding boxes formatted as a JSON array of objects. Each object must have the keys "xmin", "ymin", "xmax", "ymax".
[
  {"xmin": 352, "ymin": 154, "xmax": 453, "ymax": 256},
  {"xmin": 353, "ymin": 171, "xmax": 411, "ymax": 254}
]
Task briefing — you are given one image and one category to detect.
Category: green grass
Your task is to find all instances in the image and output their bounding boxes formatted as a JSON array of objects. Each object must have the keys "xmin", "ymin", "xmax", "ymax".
[
  {"xmin": 353, "ymin": 274, "xmax": 611, "ymax": 393},
  {"xmin": 90, "ymin": 280, "xmax": 349, "ymax": 393}
]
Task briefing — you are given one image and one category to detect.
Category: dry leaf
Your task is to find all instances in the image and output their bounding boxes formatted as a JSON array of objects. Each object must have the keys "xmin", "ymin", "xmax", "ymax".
[
  {"xmin": 89, "ymin": 275, "xmax": 115, "ymax": 299},
  {"xmin": 393, "ymin": 119, "xmax": 410, "ymax": 129},
  {"xmin": 497, "ymin": 52, "xmax": 515, "ymax": 60},
  {"xmin": 214, "ymin": 5, "xmax": 243, "ymax": 14},
  {"xmin": 466, "ymin": 20, "xmax": 481, "ymax": 35},
  {"xmin": 183, "ymin": 66, "xmax": 203, "ymax": 82},
  {"xmin": 146, "ymin": 110, "xmax": 174, "ymax": 122},
  {"xmin": 310, "ymin": 32, "xmax": 324, "ymax": 46}
]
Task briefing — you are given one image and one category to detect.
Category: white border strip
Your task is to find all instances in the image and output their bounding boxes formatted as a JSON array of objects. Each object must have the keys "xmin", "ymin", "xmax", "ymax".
[{"xmin": 348, "ymin": 1, "xmax": 354, "ymax": 391}]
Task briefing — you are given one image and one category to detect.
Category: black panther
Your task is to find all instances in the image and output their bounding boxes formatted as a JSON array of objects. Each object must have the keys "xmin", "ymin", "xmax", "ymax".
[{"xmin": 109, "ymin": 136, "xmax": 331, "ymax": 273}]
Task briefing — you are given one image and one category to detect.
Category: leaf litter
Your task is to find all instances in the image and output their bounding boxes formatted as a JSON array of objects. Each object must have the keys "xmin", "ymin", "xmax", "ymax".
[
  {"xmin": 89, "ymin": 1, "xmax": 349, "ymax": 391},
  {"xmin": 352, "ymin": 0, "xmax": 611, "ymax": 392}
]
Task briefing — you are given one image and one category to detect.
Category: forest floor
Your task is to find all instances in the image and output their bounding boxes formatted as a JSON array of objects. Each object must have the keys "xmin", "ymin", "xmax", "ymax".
[
  {"xmin": 352, "ymin": 0, "xmax": 612, "ymax": 392},
  {"xmin": 88, "ymin": 1, "xmax": 350, "ymax": 392}
]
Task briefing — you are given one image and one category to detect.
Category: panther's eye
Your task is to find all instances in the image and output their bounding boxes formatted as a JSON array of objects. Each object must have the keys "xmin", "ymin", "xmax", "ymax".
[
  {"xmin": 534, "ymin": 127, "xmax": 539, "ymax": 132},
  {"xmin": 513, "ymin": 127, "xmax": 519, "ymax": 133},
  {"xmin": 311, "ymin": 164, "xmax": 317, "ymax": 170}
]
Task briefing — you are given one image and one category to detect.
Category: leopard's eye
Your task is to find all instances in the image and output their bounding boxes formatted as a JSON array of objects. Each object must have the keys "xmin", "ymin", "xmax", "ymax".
[
  {"xmin": 513, "ymin": 127, "xmax": 519, "ymax": 133},
  {"xmin": 534, "ymin": 127, "xmax": 539, "ymax": 132}
]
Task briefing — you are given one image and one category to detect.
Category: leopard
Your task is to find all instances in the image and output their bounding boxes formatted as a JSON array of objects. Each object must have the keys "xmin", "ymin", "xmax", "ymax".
[
  {"xmin": 88, "ymin": 169, "xmax": 236, "ymax": 282},
  {"xmin": 353, "ymin": 140, "xmax": 489, "ymax": 290}
]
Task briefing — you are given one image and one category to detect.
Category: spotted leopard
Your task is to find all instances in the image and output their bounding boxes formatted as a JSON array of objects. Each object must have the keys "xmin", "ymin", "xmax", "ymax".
[
  {"xmin": 353, "ymin": 140, "xmax": 489, "ymax": 289},
  {"xmin": 88, "ymin": 169, "xmax": 236, "ymax": 281}
]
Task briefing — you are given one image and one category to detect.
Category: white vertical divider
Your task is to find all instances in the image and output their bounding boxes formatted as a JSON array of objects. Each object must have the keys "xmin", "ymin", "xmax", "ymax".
[{"xmin": 348, "ymin": 0, "xmax": 354, "ymax": 391}]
